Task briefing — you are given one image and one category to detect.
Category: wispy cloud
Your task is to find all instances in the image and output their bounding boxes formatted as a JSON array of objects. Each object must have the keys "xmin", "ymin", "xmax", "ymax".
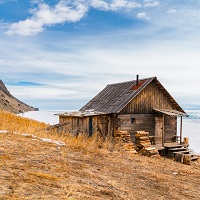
[
  {"xmin": 107, "ymin": 0, "xmax": 141, "ymax": 10},
  {"xmin": 143, "ymin": 0, "xmax": 159, "ymax": 8},
  {"xmin": 136, "ymin": 12, "xmax": 151, "ymax": 20},
  {"xmin": 89, "ymin": 0, "xmax": 110, "ymax": 10},
  {"xmin": 2, "ymin": 24, "xmax": 200, "ymax": 104},
  {"xmin": 84, "ymin": 0, "xmax": 142, "ymax": 11},
  {"xmin": 167, "ymin": 9, "xmax": 177, "ymax": 14},
  {"xmin": 0, "ymin": 20, "xmax": 8, "ymax": 29}
]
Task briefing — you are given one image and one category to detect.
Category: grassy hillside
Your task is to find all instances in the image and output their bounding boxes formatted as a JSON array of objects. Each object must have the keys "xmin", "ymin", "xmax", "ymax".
[
  {"xmin": 0, "ymin": 110, "xmax": 47, "ymax": 134},
  {"xmin": 0, "ymin": 110, "xmax": 200, "ymax": 200}
]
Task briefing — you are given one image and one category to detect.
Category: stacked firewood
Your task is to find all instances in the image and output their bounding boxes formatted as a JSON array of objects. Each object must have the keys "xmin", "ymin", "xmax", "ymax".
[
  {"xmin": 123, "ymin": 142, "xmax": 135, "ymax": 152},
  {"xmin": 115, "ymin": 130, "xmax": 130, "ymax": 143},
  {"xmin": 115, "ymin": 130, "xmax": 137, "ymax": 153},
  {"xmin": 135, "ymin": 131, "xmax": 158, "ymax": 157}
]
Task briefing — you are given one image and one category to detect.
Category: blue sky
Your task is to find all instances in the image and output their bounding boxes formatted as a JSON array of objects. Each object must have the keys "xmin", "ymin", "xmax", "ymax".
[{"xmin": 1, "ymin": 0, "xmax": 200, "ymax": 110}]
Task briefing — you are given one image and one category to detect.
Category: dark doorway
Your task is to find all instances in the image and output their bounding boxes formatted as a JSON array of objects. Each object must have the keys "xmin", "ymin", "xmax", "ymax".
[{"xmin": 89, "ymin": 117, "xmax": 93, "ymax": 137}]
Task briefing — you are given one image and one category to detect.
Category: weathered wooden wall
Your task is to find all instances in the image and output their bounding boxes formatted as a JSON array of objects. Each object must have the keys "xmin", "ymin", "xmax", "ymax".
[
  {"xmin": 117, "ymin": 114, "xmax": 155, "ymax": 142},
  {"xmin": 59, "ymin": 115, "xmax": 114, "ymax": 137},
  {"xmin": 120, "ymin": 80, "xmax": 175, "ymax": 114},
  {"xmin": 59, "ymin": 113, "xmax": 177, "ymax": 143},
  {"xmin": 59, "ymin": 116, "xmax": 88, "ymax": 133},
  {"xmin": 117, "ymin": 114, "xmax": 177, "ymax": 143}
]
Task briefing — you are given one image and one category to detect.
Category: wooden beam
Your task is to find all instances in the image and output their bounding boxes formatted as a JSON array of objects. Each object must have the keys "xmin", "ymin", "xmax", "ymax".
[{"xmin": 180, "ymin": 116, "xmax": 183, "ymax": 144}]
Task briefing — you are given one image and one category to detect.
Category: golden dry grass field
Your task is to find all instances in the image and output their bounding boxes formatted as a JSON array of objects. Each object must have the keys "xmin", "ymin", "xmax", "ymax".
[{"xmin": 0, "ymin": 110, "xmax": 200, "ymax": 200}]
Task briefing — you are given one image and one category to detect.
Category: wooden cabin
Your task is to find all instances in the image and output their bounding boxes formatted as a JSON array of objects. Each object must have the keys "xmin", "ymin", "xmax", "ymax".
[{"xmin": 58, "ymin": 76, "xmax": 188, "ymax": 146}]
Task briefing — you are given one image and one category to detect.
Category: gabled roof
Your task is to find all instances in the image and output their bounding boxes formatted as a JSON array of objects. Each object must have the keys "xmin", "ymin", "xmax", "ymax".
[{"xmin": 80, "ymin": 77, "xmax": 185, "ymax": 114}]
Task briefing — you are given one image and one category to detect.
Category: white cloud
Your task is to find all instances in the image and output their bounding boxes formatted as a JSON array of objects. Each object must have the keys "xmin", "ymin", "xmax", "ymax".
[
  {"xmin": 143, "ymin": 0, "xmax": 159, "ymax": 8},
  {"xmin": 136, "ymin": 12, "xmax": 151, "ymax": 20},
  {"xmin": 89, "ymin": 0, "xmax": 109, "ymax": 10},
  {"xmin": 5, "ymin": 0, "xmax": 144, "ymax": 35},
  {"xmin": 6, "ymin": 19, "xmax": 44, "ymax": 36},
  {"xmin": 10, "ymin": 86, "xmax": 81, "ymax": 100},
  {"xmin": 89, "ymin": 0, "xmax": 141, "ymax": 10},
  {"xmin": 167, "ymin": 9, "xmax": 177, "ymax": 14},
  {"xmin": 6, "ymin": 1, "xmax": 88, "ymax": 36},
  {"xmin": 110, "ymin": 0, "xmax": 141, "ymax": 10}
]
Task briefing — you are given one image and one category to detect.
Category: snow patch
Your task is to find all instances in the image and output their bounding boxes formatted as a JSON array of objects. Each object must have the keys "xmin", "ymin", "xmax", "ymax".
[
  {"xmin": 40, "ymin": 138, "xmax": 66, "ymax": 146},
  {"xmin": 12, "ymin": 132, "xmax": 66, "ymax": 147},
  {"xmin": 0, "ymin": 130, "xmax": 9, "ymax": 134}
]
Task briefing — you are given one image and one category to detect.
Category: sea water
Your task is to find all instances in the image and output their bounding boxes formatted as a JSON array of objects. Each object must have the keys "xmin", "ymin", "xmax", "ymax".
[{"xmin": 180, "ymin": 110, "xmax": 200, "ymax": 155}]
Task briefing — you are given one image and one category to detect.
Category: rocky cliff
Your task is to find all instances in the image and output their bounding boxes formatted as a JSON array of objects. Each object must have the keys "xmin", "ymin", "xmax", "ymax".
[{"xmin": 0, "ymin": 79, "xmax": 36, "ymax": 114}]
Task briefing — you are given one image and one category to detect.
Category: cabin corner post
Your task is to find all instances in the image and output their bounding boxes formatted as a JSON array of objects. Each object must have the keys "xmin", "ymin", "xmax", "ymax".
[
  {"xmin": 162, "ymin": 115, "xmax": 165, "ymax": 146},
  {"xmin": 180, "ymin": 116, "xmax": 183, "ymax": 144}
]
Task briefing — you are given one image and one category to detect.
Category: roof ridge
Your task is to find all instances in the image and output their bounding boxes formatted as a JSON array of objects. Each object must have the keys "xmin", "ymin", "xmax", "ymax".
[{"xmin": 107, "ymin": 76, "xmax": 156, "ymax": 86}]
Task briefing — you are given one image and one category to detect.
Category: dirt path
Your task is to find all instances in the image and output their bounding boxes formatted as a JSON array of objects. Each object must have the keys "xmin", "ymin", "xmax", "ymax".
[{"xmin": 0, "ymin": 133, "xmax": 199, "ymax": 200}]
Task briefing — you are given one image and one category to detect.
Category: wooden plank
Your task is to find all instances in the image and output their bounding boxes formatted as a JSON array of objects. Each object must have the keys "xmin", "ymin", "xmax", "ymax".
[
  {"xmin": 164, "ymin": 143, "xmax": 183, "ymax": 148},
  {"xmin": 169, "ymin": 147, "xmax": 187, "ymax": 151}
]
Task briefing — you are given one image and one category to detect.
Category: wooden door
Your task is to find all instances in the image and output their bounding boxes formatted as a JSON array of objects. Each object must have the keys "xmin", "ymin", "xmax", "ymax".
[
  {"xmin": 155, "ymin": 116, "xmax": 163, "ymax": 144},
  {"xmin": 97, "ymin": 116, "xmax": 108, "ymax": 137}
]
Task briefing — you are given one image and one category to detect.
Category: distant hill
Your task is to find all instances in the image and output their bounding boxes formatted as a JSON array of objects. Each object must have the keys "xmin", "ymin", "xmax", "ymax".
[{"xmin": 0, "ymin": 79, "xmax": 36, "ymax": 114}]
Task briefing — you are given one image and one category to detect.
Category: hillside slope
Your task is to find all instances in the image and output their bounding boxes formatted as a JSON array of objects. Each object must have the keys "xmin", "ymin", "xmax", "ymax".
[
  {"xmin": 0, "ymin": 133, "xmax": 200, "ymax": 200},
  {"xmin": 0, "ymin": 111, "xmax": 200, "ymax": 200},
  {"xmin": 0, "ymin": 79, "xmax": 36, "ymax": 113}
]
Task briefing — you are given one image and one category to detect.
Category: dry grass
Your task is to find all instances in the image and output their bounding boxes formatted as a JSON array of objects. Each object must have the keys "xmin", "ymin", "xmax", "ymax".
[
  {"xmin": 0, "ymin": 110, "xmax": 200, "ymax": 200},
  {"xmin": 0, "ymin": 110, "xmax": 47, "ymax": 134},
  {"xmin": 0, "ymin": 110, "xmax": 117, "ymax": 152}
]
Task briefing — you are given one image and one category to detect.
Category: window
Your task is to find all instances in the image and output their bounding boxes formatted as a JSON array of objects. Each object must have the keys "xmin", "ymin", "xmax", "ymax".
[{"xmin": 131, "ymin": 117, "xmax": 136, "ymax": 124}]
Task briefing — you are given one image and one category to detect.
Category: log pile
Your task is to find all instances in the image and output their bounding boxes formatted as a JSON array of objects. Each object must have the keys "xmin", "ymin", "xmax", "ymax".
[
  {"xmin": 115, "ymin": 131, "xmax": 137, "ymax": 153},
  {"xmin": 115, "ymin": 130, "xmax": 130, "ymax": 143},
  {"xmin": 123, "ymin": 142, "xmax": 135, "ymax": 152},
  {"xmin": 135, "ymin": 131, "xmax": 159, "ymax": 157}
]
